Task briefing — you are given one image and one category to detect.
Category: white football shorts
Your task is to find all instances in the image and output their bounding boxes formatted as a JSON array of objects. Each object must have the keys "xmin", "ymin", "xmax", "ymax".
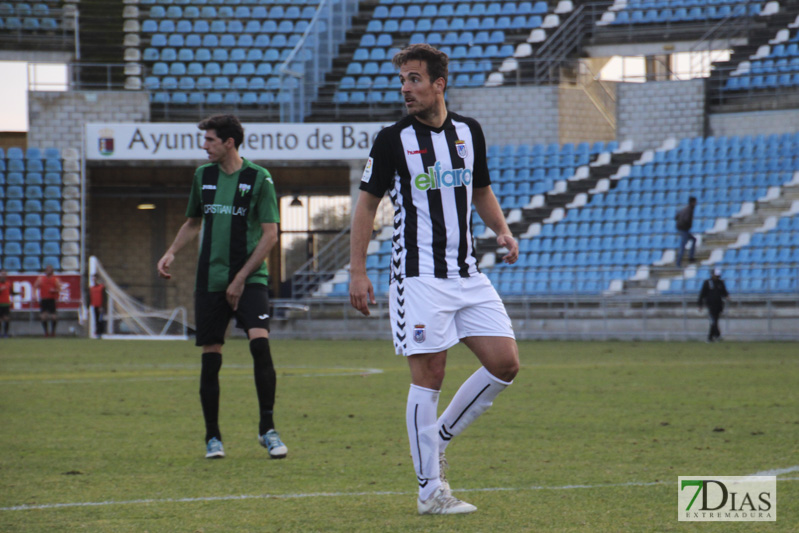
[{"xmin": 389, "ymin": 273, "xmax": 515, "ymax": 356}]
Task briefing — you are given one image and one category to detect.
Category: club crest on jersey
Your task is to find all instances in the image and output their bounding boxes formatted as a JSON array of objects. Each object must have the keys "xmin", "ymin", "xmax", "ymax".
[
  {"xmin": 455, "ymin": 140, "xmax": 468, "ymax": 159},
  {"xmin": 413, "ymin": 324, "xmax": 426, "ymax": 343},
  {"xmin": 238, "ymin": 183, "xmax": 252, "ymax": 196}
]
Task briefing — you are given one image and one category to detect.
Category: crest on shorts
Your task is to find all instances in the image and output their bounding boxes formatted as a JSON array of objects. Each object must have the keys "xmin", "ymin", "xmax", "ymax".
[
  {"xmin": 413, "ymin": 324, "xmax": 426, "ymax": 343},
  {"xmin": 455, "ymin": 140, "xmax": 467, "ymax": 159}
]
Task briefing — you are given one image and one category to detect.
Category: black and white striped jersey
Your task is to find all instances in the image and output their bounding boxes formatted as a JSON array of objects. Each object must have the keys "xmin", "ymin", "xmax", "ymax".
[{"xmin": 360, "ymin": 112, "xmax": 491, "ymax": 281}]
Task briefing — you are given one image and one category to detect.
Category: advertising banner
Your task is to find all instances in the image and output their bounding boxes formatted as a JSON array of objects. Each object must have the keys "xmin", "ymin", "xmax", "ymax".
[
  {"xmin": 85, "ymin": 122, "xmax": 389, "ymax": 161},
  {"xmin": 6, "ymin": 274, "xmax": 82, "ymax": 311}
]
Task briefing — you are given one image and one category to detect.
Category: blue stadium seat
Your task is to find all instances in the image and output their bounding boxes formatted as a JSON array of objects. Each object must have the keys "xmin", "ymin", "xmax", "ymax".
[
  {"xmin": 24, "ymin": 197, "xmax": 42, "ymax": 212},
  {"xmin": 39, "ymin": 255, "xmax": 58, "ymax": 270},
  {"xmin": 40, "ymin": 197, "xmax": 60, "ymax": 212},
  {"xmin": 258, "ymin": 92, "xmax": 275, "ymax": 105},
  {"xmin": 2, "ymin": 256, "xmax": 21, "ymax": 271},
  {"xmin": 23, "ymin": 256, "xmax": 41, "ymax": 272},
  {"xmin": 198, "ymin": 91, "xmax": 218, "ymax": 104},
  {"xmin": 142, "ymin": 48, "xmax": 160, "ymax": 65},
  {"xmin": 41, "ymin": 212, "xmax": 60, "ymax": 227},
  {"xmin": 148, "ymin": 6, "xmax": 165, "ymax": 19},
  {"xmin": 157, "ymin": 20, "xmax": 175, "ymax": 33}
]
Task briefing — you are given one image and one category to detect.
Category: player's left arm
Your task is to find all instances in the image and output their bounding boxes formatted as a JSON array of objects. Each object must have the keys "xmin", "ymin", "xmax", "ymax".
[
  {"xmin": 227, "ymin": 171, "xmax": 280, "ymax": 310},
  {"xmin": 473, "ymin": 185, "xmax": 518, "ymax": 265},
  {"xmin": 227, "ymin": 222, "xmax": 277, "ymax": 311}
]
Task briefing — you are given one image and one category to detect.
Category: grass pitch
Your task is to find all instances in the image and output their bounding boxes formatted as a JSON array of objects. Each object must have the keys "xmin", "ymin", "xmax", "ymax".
[{"xmin": 0, "ymin": 338, "xmax": 797, "ymax": 532}]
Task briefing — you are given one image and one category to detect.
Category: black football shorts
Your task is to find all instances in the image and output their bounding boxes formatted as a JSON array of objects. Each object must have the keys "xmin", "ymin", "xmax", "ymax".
[
  {"xmin": 40, "ymin": 298, "xmax": 57, "ymax": 314},
  {"xmin": 194, "ymin": 284, "xmax": 271, "ymax": 347}
]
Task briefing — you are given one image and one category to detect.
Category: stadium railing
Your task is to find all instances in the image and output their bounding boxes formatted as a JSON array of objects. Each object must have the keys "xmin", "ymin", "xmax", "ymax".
[
  {"xmin": 267, "ymin": 269, "xmax": 799, "ymax": 341},
  {"xmin": 277, "ymin": 0, "xmax": 359, "ymax": 122},
  {"xmin": 0, "ymin": 3, "xmax": 77, "ymax": 52}
]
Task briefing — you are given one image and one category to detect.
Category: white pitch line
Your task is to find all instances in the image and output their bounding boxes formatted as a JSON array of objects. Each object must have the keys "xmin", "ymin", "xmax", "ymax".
[
  {"xmin": 5, "ymin": 468, "xmax": 799, "ymax": 512},
  {"xmin": 750, "ymin": 465, "xmax": 799, "ymax": 477},
  {"xmin": 0, "ymin": 483, "xmax": 657, "ymax": 512},
  {"xmin": 1, "ymin": 367, "xmax": 384, "ymax": 385}
]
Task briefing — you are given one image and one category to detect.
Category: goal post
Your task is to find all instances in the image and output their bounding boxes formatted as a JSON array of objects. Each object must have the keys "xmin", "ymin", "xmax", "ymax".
[{"xmin": 89, "ymin": 256, "xmax": 190, "ymax": 340}]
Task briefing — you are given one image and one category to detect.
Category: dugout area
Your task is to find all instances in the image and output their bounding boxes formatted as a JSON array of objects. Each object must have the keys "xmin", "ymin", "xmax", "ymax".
[{"xmin": 85, "ymin": 160, "xmax": 351, "ymax": 322}]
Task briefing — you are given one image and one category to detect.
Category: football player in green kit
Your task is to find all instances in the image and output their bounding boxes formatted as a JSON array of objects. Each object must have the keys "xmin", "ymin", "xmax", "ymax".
[{"xmin": 157, "ymin": 114, "xmax": 287, "ymax": 460}]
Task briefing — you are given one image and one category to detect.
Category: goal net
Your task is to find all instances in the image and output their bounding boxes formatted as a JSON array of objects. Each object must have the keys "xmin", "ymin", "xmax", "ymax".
[{"xmin": 89, "ymin": 256, "xmax": 190, "ymax": 340}]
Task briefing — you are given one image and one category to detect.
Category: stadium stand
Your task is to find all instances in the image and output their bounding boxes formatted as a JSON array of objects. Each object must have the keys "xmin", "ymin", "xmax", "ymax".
[
  {"xmin": 131, "ymin": 0, "xmax": 328, "ymax": 110},
  {"xmin": 597, "ymin": 0, "xmax": 773, "ymax": 26},
  {"xmin": 0, "ymin": 146, "xmax": 78, "ymax": 273},
  {"xmin": 326, "ymin": 133, "xmax": 799, "ymax": 298},
  {"xmin": 324, "ymin": 0, "xmax": 567, "ymax": 116},
  {"xmin": 124, "ymin": 0, "xmax": 573, "ymax": 118},
  {"xmin": 3, "ymin": 0, "xmax": 797, "ymax": 339},
  {"xmin": 723, "ymin": 27, "xmax": 799, "ymax": 92},
  {"xmin": 0, "ymin": 0, "xmax": 72, "ymax": 48}
]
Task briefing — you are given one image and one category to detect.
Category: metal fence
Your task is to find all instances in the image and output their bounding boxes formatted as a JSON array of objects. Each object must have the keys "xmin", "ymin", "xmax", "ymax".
[
  {"xmin": 269, "ymin": 290, "xmax": 799, "ymax": 341},
  {"xmin": 0, "ymin": 6, "xmax": 78, "ymax": 53}
]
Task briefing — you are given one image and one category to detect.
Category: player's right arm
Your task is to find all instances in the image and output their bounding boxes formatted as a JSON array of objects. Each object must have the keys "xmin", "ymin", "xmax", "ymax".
[
  {"xmin": 349, "ymin": 191, "xmax": 381, "ymax": 316},
  {"xmin": 351, "ymin": 128, "xmax": 394, "ymax": 316},
  {"xmin": 157, "ymin": 217, "xmax": 202, "ymax": 279}
]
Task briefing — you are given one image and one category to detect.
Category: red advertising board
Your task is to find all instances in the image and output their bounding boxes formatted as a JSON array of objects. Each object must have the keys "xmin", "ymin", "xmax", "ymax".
[{"xmin": 6, "ymin": 274, "xmax": 82, "ymax": 311}]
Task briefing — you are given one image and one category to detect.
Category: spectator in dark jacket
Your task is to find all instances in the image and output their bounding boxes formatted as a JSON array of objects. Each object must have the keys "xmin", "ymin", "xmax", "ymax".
[
  {"xmin": 698, "ymin": 268, "xmax": 730, "ymax": 342},
  {"xmin": 675, "ymin": 197, "xmax": 697, "ymax": 267}
]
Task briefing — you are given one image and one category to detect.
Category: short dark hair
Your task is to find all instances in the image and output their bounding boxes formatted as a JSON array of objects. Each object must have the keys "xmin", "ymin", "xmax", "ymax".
[
  {"xmin": 198, "ymin": 114, "xmax": 244, "ymax": 149},
  {"xmin": 392, "ymin": 43, "xmax": 449, "ymax": 89},
  {"xmin": 689, "ymin": 196, "xmax": 697, "ymax": 204}
]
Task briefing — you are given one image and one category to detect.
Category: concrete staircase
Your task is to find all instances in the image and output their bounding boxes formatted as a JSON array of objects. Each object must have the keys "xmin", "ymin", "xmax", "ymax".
[
  {"xmin": 475, "ymin": 143, "xmax": 641, "ymax": 261},
  {"xmin": 74, "ymin": 0, "xmax": 126, "ymax": 89},
  {"xmin": 623, "ymin": 173, "xmax": 799, "ymax": 294}
]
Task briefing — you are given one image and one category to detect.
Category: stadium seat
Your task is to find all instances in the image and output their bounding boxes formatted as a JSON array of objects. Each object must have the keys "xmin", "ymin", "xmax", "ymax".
[
  {"xmin": 23, "ymin": 238, "xmax": 42, "ymax": 254},
  {"xmin": 2, "ymin": 256, "xmax": 21, "ymax": 271},
  {"xmin": 4, "ymin": 222, "xmax": 22, "ymax": 241},
  {"xmin": 22, "ymin": 256, "xmax": 41, "ymax": 271}
]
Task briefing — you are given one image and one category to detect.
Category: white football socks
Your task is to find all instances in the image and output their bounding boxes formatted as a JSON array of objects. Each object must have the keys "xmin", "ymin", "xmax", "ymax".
[
  {"xmin": 406, "ymin": 384, "xmax": 442, "ymax": 501},
  {"xmin": 438, "ymin": 366, "xmax": 512, "ymax": 453}
]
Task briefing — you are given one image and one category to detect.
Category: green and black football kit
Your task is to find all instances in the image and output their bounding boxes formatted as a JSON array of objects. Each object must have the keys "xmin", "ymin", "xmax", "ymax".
[{"xmin": 186, "ymin": 158, "xmax": 280, "ymax": 346}]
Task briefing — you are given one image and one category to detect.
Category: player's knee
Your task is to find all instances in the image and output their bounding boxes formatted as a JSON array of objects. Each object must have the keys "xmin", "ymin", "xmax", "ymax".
[
  {"xmin": 249, "ymin": 336, "xmax": 268, "ymax": 354},
  {"xmin": 489, "ymin": 349, "xmax": 519, "ymax": 383},
  {"xmin": 201, "ymin": 352, "xmax": 222, "ymax": 379},
  {"xmin": 249, "ymin": 337, "xmax": 274, "ymax": 366},
  {"xmin": 504, "ymin": 357, "xmax": 520, "ymax": 382},
  {"xmin": 427, "ymin": 366, "xmax": 446, "ymax": 388},
  {"xmin": 411, "ymin": 363, "xmax": 445, "ymax": 390}
]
